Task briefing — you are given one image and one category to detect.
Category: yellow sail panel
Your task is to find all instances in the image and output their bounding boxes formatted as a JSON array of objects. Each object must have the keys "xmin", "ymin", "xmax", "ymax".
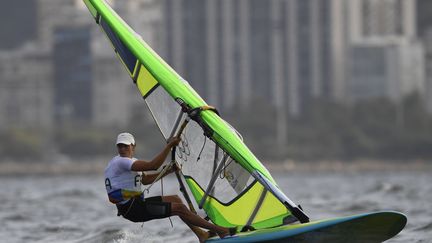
[
  {"xmin": 252, "ymin": 191, "xmax": 291, "ymax": 228},
  {"xmin": 136, "ymin": 64, "xmax": 159, "ymax": 98},
  {"xmin": 186, "ymin": 178, "xmax": 291, "ymax": 229}
]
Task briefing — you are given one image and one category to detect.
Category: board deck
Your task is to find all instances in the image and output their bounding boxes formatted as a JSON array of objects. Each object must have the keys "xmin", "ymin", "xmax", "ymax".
[{"xmin": 206, "ymin": 211, "xmax": 407, "ymax": 242}]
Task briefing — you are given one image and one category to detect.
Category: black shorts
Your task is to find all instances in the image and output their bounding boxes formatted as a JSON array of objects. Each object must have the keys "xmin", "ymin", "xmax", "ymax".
[{"xmin": 116, "ymin": 196, "xmax": 171, "ymax": 222}]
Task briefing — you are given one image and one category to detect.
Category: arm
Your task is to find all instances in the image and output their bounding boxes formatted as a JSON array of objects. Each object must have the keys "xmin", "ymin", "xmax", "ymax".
[
  {"xmin": 141, "ymin": 172, "xmax": 160, "ymax": 185},
  {"xmin": 141, "ymin": 165, "xmax": 178, "ymax": 185},
  {"xmin": 131, "ymin": 137, "xmax": 180, "ymax": 172}
]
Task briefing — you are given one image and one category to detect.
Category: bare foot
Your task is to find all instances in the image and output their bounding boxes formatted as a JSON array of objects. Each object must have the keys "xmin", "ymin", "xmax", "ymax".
[
  {"xmin": 217, "ymin": 227, "xmax": 237, "ymax": 239},
  {"xmin": 199, "ymin": 231, "xmax": 211, "ymax": 243}
]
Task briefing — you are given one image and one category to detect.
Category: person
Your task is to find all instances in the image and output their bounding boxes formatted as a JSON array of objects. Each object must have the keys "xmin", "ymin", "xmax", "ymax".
[{"xmin": 104, "ymin": 132, "xmax": 236, "ymax": 242}]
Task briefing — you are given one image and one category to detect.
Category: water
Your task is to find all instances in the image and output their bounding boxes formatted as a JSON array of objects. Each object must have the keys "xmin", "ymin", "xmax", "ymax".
[{"xmin": 1, "ymin": 170, "xmax": 431, "ymax": 243}]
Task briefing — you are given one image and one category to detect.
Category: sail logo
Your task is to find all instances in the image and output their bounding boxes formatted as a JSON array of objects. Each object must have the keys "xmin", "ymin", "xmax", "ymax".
[{"xmin": 176, "ymin": 134, "xmax": 190, "ymax": 163}]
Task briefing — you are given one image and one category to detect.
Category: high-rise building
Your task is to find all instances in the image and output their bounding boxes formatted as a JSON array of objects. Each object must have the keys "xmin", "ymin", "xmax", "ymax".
[
  {"xmin": 0, "ymin": 0, "xmax": 38, "ymax": 50},
  {"xmin": 347, "ymin": 0, "xmax": 424, "ymax": 102},
  {"xmin": 0, "ymin": 0, "xmax": 163, "ymax": 129},
  {"xmin": 349, "ymin": 0, "xmax": 416, "ymax": 40},
  {"xmin": 36, "ymin": 0, "xmax": 94, "ymax": 124},
  {"xmin": 349, "ymin": 40, "xmax": 424, "ymax": 101},
  {"xmin": 417, "ymin": 0, "xmax": 432, "ymax": 37},
  {"xmin": 0, "ymin": 45, "xmax": 52, "ymax": 129},
  {"xmin": 53, "ymin": 26, "xmax": 93, "ymax": 124},
  {"xmin": 417, "ymin": 0, "xmax": 432, "ymax": 114},
  {"xmin": 0, "ymin": 1, "xmax": 52, "ymax": 129},
  {"xmin": 160, "ymin": 0, "xmax": 348, "ymax": 117},
  {"xmin": 0, "ymin": 0, "xmax": 98, "ymax": 128}
]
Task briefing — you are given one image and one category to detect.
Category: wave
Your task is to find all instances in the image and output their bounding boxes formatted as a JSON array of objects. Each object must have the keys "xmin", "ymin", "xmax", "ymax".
[
  {"xmin": 3, "ymin": 214, "xmax": 28, "ymax": 222},
  {"xmin": 69, "ymin": 227, "xmax": 126, "ymax": 243},
  {"xmin": 367, "ymin": 182, "xmax": 404, "ymax": 194},
  {"xmin": 43, "ymin": 225, "xmax": 82, "ymax": 233},
  {"xmin": 66, "ymin": 224, "xmax": 174, "ymax": 243},
  {"xmin": 335, "ymin": 200, "xmax": 380, "ymax": 213},
  {"xmin": 413, "ymin": 221, "xmax": 432, "ymax": 232},
  {"xmin": 50, "ymin": 189, "xmax": 98, "ymax": 198}
]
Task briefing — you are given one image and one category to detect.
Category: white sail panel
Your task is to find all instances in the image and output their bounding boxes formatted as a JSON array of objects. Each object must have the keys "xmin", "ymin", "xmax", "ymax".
[{"xmin": 145, "ymin": 87, "xmax": 181, "ymax": 139}]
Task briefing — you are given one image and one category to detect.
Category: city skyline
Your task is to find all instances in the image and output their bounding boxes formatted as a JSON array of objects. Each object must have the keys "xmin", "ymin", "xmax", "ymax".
[{"xmin": 0, "ymin": 0, "xmax": 430, "ymax": 131}]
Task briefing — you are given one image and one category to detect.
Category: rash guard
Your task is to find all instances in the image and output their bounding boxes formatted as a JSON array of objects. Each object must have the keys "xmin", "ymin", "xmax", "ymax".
[{"xmin": 104, "ymin": 155, "xmax": 143, "ymax": 204}]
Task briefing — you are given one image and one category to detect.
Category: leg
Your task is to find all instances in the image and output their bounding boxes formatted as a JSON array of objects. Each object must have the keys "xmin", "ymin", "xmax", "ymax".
[
  {"xmin": 162, "ymin": 195, "xmax": 231, "ymax": 242},
  {"xmin": 166, "ymin": 194, "xmax": 208, "ymax": 242}
]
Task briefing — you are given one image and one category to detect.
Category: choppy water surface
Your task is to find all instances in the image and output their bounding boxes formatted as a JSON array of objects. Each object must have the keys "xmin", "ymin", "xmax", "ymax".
[{"xmin": 1, "ymin": 170, "xmax": 430, "ymax": 242}]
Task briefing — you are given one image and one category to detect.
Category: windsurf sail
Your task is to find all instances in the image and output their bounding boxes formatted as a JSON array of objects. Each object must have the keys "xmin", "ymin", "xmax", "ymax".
[{"xmin": 84, "ymin": 0, "xmax": 309, "ymax": 229}]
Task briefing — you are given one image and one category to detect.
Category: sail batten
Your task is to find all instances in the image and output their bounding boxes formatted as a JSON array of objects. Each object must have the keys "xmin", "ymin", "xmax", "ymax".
[
  {"xmin": 168, "ymin": 110, "xmax": 185, "ymax": 139},
  {"xmin": 199, "ymin": 153, "xmax": 229, "ymax": 209},
  {"xmin": 84, "ymin": 0, "xmax": 309, "ymax": 228},
  {"xmin": 246, "ymin": 188, "xmax": 268, "ymax": 227}
]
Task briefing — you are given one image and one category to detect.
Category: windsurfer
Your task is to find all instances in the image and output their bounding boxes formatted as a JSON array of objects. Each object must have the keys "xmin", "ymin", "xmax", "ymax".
[{"xmin": 104, "ymin": 132, "xmax": 236, "ymax": 242}]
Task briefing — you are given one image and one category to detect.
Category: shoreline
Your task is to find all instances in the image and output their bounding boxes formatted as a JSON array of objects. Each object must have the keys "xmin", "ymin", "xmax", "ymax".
[
  {"xmin": 264, "ymin": 159, "xmax": 432, "ymax": 173},
  {"xmin": 0, "ymin": 158, "xmax": 431, "ymax": 176}
]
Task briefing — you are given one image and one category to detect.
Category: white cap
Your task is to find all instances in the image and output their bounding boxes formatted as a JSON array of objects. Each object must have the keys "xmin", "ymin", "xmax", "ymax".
[{"xmin": 116, "ymin": 132, "xmax": 135, "ymax": 145}]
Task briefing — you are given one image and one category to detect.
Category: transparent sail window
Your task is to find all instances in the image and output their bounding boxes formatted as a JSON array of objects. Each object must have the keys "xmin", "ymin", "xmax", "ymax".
[
  {"xmin": 145, "ymin": 86, "xmax": 182, "ymax": 139},
  {"xmin": 179, "ymin": 119, "xmax": 255, "ymax": 204}
]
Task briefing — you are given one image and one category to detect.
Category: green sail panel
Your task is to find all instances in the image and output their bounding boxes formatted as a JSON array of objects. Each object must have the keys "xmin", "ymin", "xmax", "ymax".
[{"xmin": 83, "ymin": 0, "xmax": 304, "ymax": 227}]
